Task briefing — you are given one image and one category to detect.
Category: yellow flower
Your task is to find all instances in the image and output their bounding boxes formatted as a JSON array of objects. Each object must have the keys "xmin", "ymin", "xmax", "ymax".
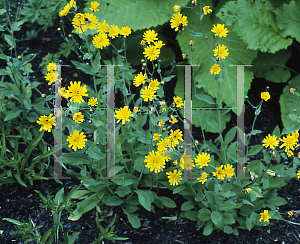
[
  {"xmin": 47, "ymin": 62, "xmax": 57, "ymax": 72},
  {"xmin": 73, "ymin": 112, "xmax": 84, "ymax": 123},
  {"xmin": 108, "ymin": 25, "xmax": 120, "ymax": 39},
  {"xmin": 170, "ymin": 12, "xmax": 188, "ymax": 32},
  {"xmin": 149, "ymin": 79, "xmax": 160, "ymax": 91},
  {"xmin": 133, "ymin": 107, "xmax": 140, "ymax": 113},
  {"xmin": 288, "ymin": 211, "xmax": 293, "ymax": 218},
  {"xmin": 133, "ymin": 72, "xmax": 147, "ymax": 87},
  {"xmin": 162, "ymin": 108, "xmax": 166, "ymax": 113},
  {"xmin": 36, "ymin": 114, "xmax": 56, "ymax": 132},
  {"xmin": 115, "ymin": 106, "xmax": 133, "ymax": 125},
  {"xmin": 143, "ymin": 45, "xmax": 160, "ymax": 61},
  {"xmin": 182, "ymin": 53, "xmax": 187, "ymax": 59},
  {"xmin": 97, "ymin": 20, "xmax": 109, "ymax": 33},
  {"xmin": 67, "ymin": 130, "xmax": 87, "ymax": 151},
  {"xmin": 245, "ymin": 188, "xmax": 251, "ymax": 194},
  {"xmin": 279, "ymin": 134, "xmax": 297, "ymax": 152},
  {"xmin": 120, "ymin": 26, "xmax": 132, "ymax": 37},
  {"xmin": 289, "ymin": 88, "xmax": 296, "ymax": 94},
  {"xmin": 173, "ymin": 160, "xmax": 178, "ymax": 166},
  {"xmin": 224, "ymin": 164, "xmax": 235, "ymax": 179},
  {"xmin": 287, "ymin": 150, "xmax": 293, "ymax": 157},
  {"xmin": 259, "ymin": 210, "xmax": 271, "ymax": 222},
  {"xmin": 173, "ymin": 96, "xmax": 184, "ymax": 109},
  {"xmin": 153, "ymin": 133, "xmax": 161, "ymax": 141},
  {"xmin": 210, "ymin": 64, "xmax": 221, "ymax": 75},
  {"xmin": 170, "ymin": 129, "xmax": 183, "ymax": 145},
  {"xmin": 179, "ymin": 149, "xmax": 194, "ymax": 170},
  {"xmin": 262, "ymin": 134, "xmax": 279, "ymax": 149},
  {"xmin": 41, "ymin": 94, "xmax": 45, "ymax": 98},
  {"xmin": 83, "ymin": 13, "xmax": 98, "ymax": 30},
  {"xmin": 173, "ymin": 5, "xmax": 180, "ymax": 12},
  {"xmin": 154, "ymin": 40, "xmax": 165, "ymax": 49},
  {"xmin": 166, "ymin": 169, "xmax": 182, "ymax": 186},
  {"xmin": 158, "ymin": 119, "xmax": 165, "ymax": 128},
  {"xmin": 45, "ymin": 71, "xmax": 58, "ymax": 85},
  {"xmin": 203, "ymin": 6, "xmax": 212, "ymax": 15},
  {"xmin": 88, "ymin": 97, "xmax": 98, "ymax": 106},
  {"xmin": 211, "ymin": 23, "xmax": 228, "ymax": 38},
  {"xmin": 59, "ymin": 87, "xmax": 70, "ymax": 98},
  {"xmin": 92, "ymin": 32, "xmax": 110, "ymax": 49},
  {"xmin": 195, "ymin": 152, "xmax": 211, "ymax": 168},
  {"xmin": 291, "ymin": 130, "xmax": 299, "ymax": 141},
  {"xmin": 189, "ymin": 40, "xmax": 194, "ymax": 46},
  {"xmin": 159, "ymin": 101, "xmax": 165, "ymax": 107},
  {"xmin": 157, "ymin": 137, "xmax": 171, "ymax": 153},
  {"xmin": 261, "ymin": 92, "xmax": 270, "ymax": 101},
  {"xmin": 141, "ymin": 86, "xmax": 156, "ymax": 102},
  {"xmin": 72, "ymin": 13, "xmax": 88, "ymax": 33},
  {"xmin": 169, "ymin": 116, "xmax": 178, "ymax": 124},
  {"xmin": 297, "ymin": 170, "xmax": 300, "ymax": 179},
  {"xmin": 67, "ymin": 81, "xmax": 88, "ymax": 103},
  {"xmin": 143, "ymin": 29, "xmax": 158, "ymax": 44},
  {"xmin": 90, "ymin": 1, "xmax": 100, "ymax": 12},
  {"xmin": 213, "ymin": 165, "xmax": 226, "ymax": 180},
  {"xmin": 197, "ymin": 172, "xmax": 208, "ymax": 184},
  {"xmin": 140, "ymin": 40, "xmax": 146, "ymax": 47},
  {"xmin": 144, "ymin": 150, "xmax": 166, "ymax": 173},
  {"xmin": 213, "ymin": 44, "xmax": 229, "ymax": 59},
  {"xmin": 59, "ymin": 2, "xmax": 73, "ymax": 17}
]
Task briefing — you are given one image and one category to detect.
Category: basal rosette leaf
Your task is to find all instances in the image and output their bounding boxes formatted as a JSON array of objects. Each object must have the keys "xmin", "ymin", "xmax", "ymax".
[
  {"xmin": 252, "ymin": 49, "xmax": 291, "ymax": 83},
  {"xmin": 216, "ymin": 0, "xmax": 293, "ymax": 53},
  {"xmin": 279, "ymin": 74, "xmax": 300, "ymax": 134},
  {"xmin": 274, "ymin": 0, "xmax": 300, "ymax": 43}
]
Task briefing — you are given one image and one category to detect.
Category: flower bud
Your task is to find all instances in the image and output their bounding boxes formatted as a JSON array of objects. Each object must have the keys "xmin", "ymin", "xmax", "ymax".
[{"xmin": 106, "ymin": 1, "xmax": 110, "ymax": 5}]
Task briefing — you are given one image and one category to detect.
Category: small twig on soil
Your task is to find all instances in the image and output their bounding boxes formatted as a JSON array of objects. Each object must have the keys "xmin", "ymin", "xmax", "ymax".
[
  {"xmin": 293, "ymin": 232, "xmax": 300, "ymax": 242},
  {"xmin": 282, "ymin": 219, "xmax": 300, "ymax": 226},
  {"xmin": 175, "ymin": 240, "xmax": 185, "ymax": 244}
]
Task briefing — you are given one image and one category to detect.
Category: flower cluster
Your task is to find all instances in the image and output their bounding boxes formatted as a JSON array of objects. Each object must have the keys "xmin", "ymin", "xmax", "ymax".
[
  {"xmin": 142, "ymin": 30, "xmax": 165, "ymax": 62},
  {"xmin": 44, "ymin": 62, "xmax": 59, "ymax": 85}
]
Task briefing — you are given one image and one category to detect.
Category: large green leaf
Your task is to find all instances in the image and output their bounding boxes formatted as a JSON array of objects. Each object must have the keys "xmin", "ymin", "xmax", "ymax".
[
  {"xmin": 274, "ymin": 0, "xmax": 300, "ymax": 43},
  {"xmin": 90, "ymin": 0, "xmax": 190, "ymax": 31},
  {"xmin": 216, "ymin": 0, "xmax": 293, "ymax": 53},
  {"xmin": 252, "ymin": 49, "xmax": 291, "ymax": 83}
]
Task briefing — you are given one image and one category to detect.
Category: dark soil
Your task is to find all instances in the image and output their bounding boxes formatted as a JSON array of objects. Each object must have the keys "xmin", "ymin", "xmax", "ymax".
[{"xmin": 1, "ymin": 6, "xmax": 300, "ymax": 244}]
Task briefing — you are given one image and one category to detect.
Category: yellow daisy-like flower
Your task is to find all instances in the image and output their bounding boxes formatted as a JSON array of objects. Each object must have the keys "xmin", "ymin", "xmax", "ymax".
[
  {"xmin": 36, "ymin": 114, "xmax": 56, "ymax": 132},
  {"xmin": 203, "ymin": 6, "xmax": 212, "ymax": 15},
  {"xmin": 67, "ymin": 81, "xmax": 88, "ymax": 103},
  {"xmin": 224, "ymin": 164, "xmax": 235, "ymax": 179},
  {"xmin": 291, "ymin": 130, "xmax": 299, "ymax": 141},
  {"xmin": 141, "ymin": 86, "xmax": 156, "ymax": 102},
  {"xmin": 69, "ymin": 0, "xmax": 76, "ymax": 8},
  {"xmin": 72, "ymin": 13, "xmax": 88, "ymax": 33},
  {"xmin": 170, "ymin": 12, "xmax": 188, "ymax": 32},
  {"xmin": 143, "ymin": 45, "xmax": 160, "ymax": 61},
  {"xmin": 45, "ymin": 71, "xmax": 58, "ymax": 85},
  {"xmin": 166, "ymin": 169, "xmax": 182, "ymax": 186},
  {"xmin": 173, "ymin": 96, "xmax": 184, "ymax": 109},
  {"xmin": 213, "ymin": 44, "xmax": 229, "ymax": 59},
  {"xmin": 83, "ymin": 13, "xmax": 98, "ymax": 30},
  {"xmin": 173, "ymin": 5, "xmax": 180, "ymax": 12},
  {"xmin": 120, "ymin": 26, "xmax": 132, "ymax": 37},
  {"xmin": 133, "ymin": 107, "xmax": 140, "ymax": 113},
  {"xmin": 262, "ymin": 134, "xmax": 279, "ymax": 149},
  {"xmin": 169, "ymin": 116, "xmax": 178, "ymax": 124},
  {"xmin": 115, "ymin": 106, "xmax": 133, "ymax": 125},
  {"xmin": 97, "ymin": 20, "xmax": 109, "ymax": 33},
  {"xmin": 41, "ymin": 94, "xmax": 45, "ymax": 97},
  {"xmin": 67, "ymin": 130, "xmax": 87, "ymax": 151},
  {"xmin": 279, "ymin": 134, "xmax": 297, "ymax": 152},
  {"xmin": 73, "ymin": 112, "xmax": 84, "ymax": 123},
  {"xmin": 47, "ymin": 62, "xmax": 57, "ymax": 72},
  {"xmin": 261, "ymin": 92, "xmax": 270, "ymax": 102},
  {"xmin": 58, "ymin": 87, "xmax": 70, "ymax": 98},
  {"xmin": 210, "ymin": 64, "xmax": 221, "ymax": 75},
  {"xmin": 213, "ymin": 165, "xmax": 226, "ymax": 180},
  {"xmin": 108, "ymin": 25, "xmax": 120, "ymax": 39},
  {"xmin": 157, "ymin": 137, "xmax": 171, "ymax": 153},
  {"xmin": 195, "ymin": 152, "xmax": 211, "ymax": 168},
  {"xmin": 154, "ymin": 40, "xmax": 165, "ymax": 49},
  {"xmin": 88, "ymin": 97, "xmax": 98, "ymax": 106},
  {"xmin": 133, "ymin": 72, "xmax": 147, "ymax": 87},
  {"xmin": 197, "ymin": 172, "xmax": 208, "ymax": 184},
  {"xmin": 59, "ymin": 3, "xmax": 71, "ymax": 17},
  {"xmin": 287, "ymin": 150, "xmax": 293, "ymax": 157},
  {"xmin": 245, "ymin": 188, "xmax": 251, "ymax": 194},
  {"xmin": 149, "ymin": 79, "xmax": 160, "ymax": 91},
  {"xmin": 143, "ymin": 29, "xmax": 158, "ymax": 44},
  {"xmin": 153, "ymin": 133, "xmax": 161, "ymax": 141},
  {"xmin": 179, "ymin": 149, "xmax": 194, "ymax": 170},
  {"xmin": 158, "ymin": 119, "xmax": 164, "ymax": 127},
  {"xmin": 92, "ymin": 32, "xmax": 110, "ymax": 49},
  {"xmin": 90, "ymin": 1, "xmax": 100, "ymax": 12},
  {"xmin": 211, "ymin": 23, "xmax": 229, "ymax": 38},
  {"xmin": 297, "ymin": 170, "xmax": 300, "ymax": 179},
  {"xmin": 259, "ymin": 210, "xmax": 271, "ymax": 222},
  {"xmin": 170, "ymin": 129, "xmax": 183, "ymax": 144},
  {"xmin": 144, "ymin": 150, "xmax": 166, "ymax": 173},
  {"xmin": 290, "ymin": 88, "xmax": 296, "ymax": 95}
]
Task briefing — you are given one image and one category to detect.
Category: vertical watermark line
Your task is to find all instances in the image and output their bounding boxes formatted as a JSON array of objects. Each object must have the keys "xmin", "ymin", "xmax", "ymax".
[
  {"xmin": 50, "ymin": 64, "xmax": 70, "ymax": 180},
  {"xmin": 230, "ymin": 64, "xmax": 253, "ymax": 179}
]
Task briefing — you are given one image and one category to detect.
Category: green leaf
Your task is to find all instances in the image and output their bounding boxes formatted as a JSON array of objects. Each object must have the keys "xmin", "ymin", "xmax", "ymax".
[
  {"xmin": 181, "ymin": 201, "xmax": 194, "ymax": 211},
  {"xmin": 4, "ymin": 34, "xmax": 15, "ymax": 48},
  {"xmin": 4, "ymin": 108, "xmax": 23, "ymax": 121},
  {"xmin": 26, "ymin": 112, "xmax": 39, "ymax": 122},
  {"xmin": 197, "ymin": 209, "xmax": 211, "ymax": 221},
  {"xmin": 111, "ymin": 173, "xmax": 139, "ymax": 186},
  {"xmin": 77, "ymin": 194, "xmax": 101, "ymax": 214},
  {"xmin": 249, "ymin": 187, "xmax": 263, "ymax": 202},
  {"xmin": 274, "ymin": 0, "xmax": 300, "ymax": 43},
  {"xmin": 71, "ymin": 60, "xmax": 93, "ymax": 75},
  {"xmin": 203, "ymin": 223, "xmax": 213, "ymax": 236},
  {"xmin": 223, "ymin": 226, "xmax": 233, "ymax": 234},
  {"xmin": 62, "ymin": 152, "xmax": 90, "ymax": 166},
  {"xmin": 184, "ymin": 211, "xmax": 198, "ymax": 221},
  {"xmin": 222, "ymin": 213, "xmax": 235, "ymax": 225},
  {"xmin": 116, "ymin": 186, "xmax": 131, "ymax": 197},
  {"xmin": 106, "ymin": 196, "xmax": 124, "ymax": 206},
  {"xmin": 123, "ymin": 209, "xmax": 141, "ymax": 229},
  {"xmin": 135, "ymin": 190, "xmax": 152, "ymax": 211},
  {"xmin": 216, "ymin": 0, "xmax": 293, "ymax": 53},
  {"xmin": 158, "ymin": 196, "xmax": 176, "ymax": 208},
  {"xmin": 252, "ymin": 50, "xmax": 291, "ymax": 83},
  {"xmin": 246, "ymin": 217, "xmax": 253, "ymax": 231},
  {"xmin": 86, "ymin": 146, "xmax": 105, "ymax": 160},
  {"xmin": 246, "ymin": 145, "xmax": 263, "ymax": 157}
]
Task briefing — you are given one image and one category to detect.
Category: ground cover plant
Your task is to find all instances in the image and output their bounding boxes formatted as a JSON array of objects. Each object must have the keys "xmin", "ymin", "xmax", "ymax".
[{"xmin": 1, "ymin": 0, "xmax": 300, "ymax": 243}]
